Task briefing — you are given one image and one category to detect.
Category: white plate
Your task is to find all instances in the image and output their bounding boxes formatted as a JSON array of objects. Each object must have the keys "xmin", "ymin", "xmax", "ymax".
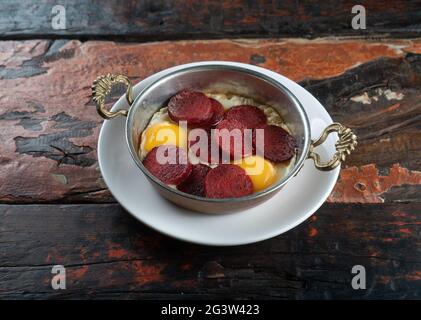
[{"xmin": 98, "ymin": 61, "xmax": 339, "ymax": 246}]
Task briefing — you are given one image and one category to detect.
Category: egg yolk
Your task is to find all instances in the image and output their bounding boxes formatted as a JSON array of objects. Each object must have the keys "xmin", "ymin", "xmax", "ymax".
[
  {"xmin": 235, "ymin": 155, "xmax": 277, "ymax": 192},
  {"xmin": 143, "ymin": 122, "xmax": 187, "ymax": 152}
]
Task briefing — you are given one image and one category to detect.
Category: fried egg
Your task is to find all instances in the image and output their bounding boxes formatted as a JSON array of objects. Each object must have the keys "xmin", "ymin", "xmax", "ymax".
[
  {"xmin": 139, "ymin": 93, "xmax": 296, "ymax": 193},
  {"xmin": 140, "ymin": 107, "xmax": 187, "ymax": 160},
  {"xmin": 234, "ymin": 155, "xmax": 277, "ymax": 192}
]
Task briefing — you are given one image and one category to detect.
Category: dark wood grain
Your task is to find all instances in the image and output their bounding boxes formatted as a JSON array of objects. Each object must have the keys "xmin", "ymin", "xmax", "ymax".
[
  {"xmin": 0, "ymin": 39, "xmax": 420, "ymax": 204},
  {"xmin": 1, "ymin": 2, "xmax": 419, "ymax": 301},
  {"xmin": 302, "ymin": 53, "xmax": 421, "ymax": 203},
  {"xmin": 1, "ymin": 0, "xmax": 420, "ymax": 40},
  {"xmin": 0, "ymin": 203, "xmax": 419, "ymax": 299}
]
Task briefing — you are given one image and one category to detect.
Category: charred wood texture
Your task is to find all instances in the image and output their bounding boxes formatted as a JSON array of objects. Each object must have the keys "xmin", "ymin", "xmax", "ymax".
[
  {"xmin": 0, "ymin": 203, "xmax": 419, "ymax": 299},
  {"xmin": 0, "ymin": 39, "xmax": 420, "ymax": 203},
  {"xmin": 0, "ymin": 0, "xmax": 420, "ymax": 40},
  {"xmin": 0, "ymin": 2, "xmax": 420, "ymax": 299}
]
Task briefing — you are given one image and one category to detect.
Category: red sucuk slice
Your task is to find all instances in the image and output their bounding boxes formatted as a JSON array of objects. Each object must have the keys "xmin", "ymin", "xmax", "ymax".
[
  {"xmin": 142, "ymin": 145, "xmax": 192, "ymax": 185},
  {"xmin": 177, "ymin": 164, "xmax": 211, "ymax": 197},
  {"xmin": 168, "ymin": 90, "xmax": 213, "ymax": 127},
  {"xmin": 208, "ymin": 98, "xmax": 224, "ymax": 126},
  {"xmin": 254, "ymin": 124, "xmax": 297, "ymax": 163},
  {"xmin": 225, "ymin": 105, "xmax": 267, "ymax": 129},
  {"xmin": 204, "ymin": 164, "xmax": 254, "ymax": 199},
  {"xmin": 214, "ymin": 119, "xmax": 253, "ymax": 160},
  {"xmin": 189, "ymin": 129, "xmax": 223, "ymax": 164}
]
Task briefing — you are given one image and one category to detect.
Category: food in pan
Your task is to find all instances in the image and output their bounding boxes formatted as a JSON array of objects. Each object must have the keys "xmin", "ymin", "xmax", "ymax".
[{"xmin": 140, "ymin": 89, "xmax": 297, "ymax": 198}]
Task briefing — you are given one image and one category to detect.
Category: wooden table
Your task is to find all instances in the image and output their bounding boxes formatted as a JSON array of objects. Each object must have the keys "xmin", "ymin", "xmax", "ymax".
[{"xmin": 0, "ymin": 1, "xmax": 420, "ymax": 299}]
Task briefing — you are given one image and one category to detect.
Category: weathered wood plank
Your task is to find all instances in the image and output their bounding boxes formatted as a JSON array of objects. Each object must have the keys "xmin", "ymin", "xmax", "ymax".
[
  {"xmin": 0, "ymin": 39, "xmax": 420, "ymax": 203},
  {"xmin": 0, "ymin": 0, "xmax": 420, "ymax": 40},
  {"xmin": 0, "ymin": 203, "xmax": 419, "ymax": 299},
  {"xmin": 302, "ymin": 53, "xmax": 421, "ymax": 203}
]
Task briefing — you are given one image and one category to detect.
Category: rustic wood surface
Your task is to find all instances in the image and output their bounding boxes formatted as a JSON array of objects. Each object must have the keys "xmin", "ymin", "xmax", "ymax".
[
  {"xmin": 0, "ymin": 39, "xmax": 420, "ymax": 204},
  {"xmin": 0, "ymin": 1, "xmax": 420, "ymax": 300},
  {"xmin": 1, "ymin": 0, "xmax": 421, "ymax": 40},
  {"xmin": 1, "ymin": 203, "xmax": 420, "ymax": 299}
]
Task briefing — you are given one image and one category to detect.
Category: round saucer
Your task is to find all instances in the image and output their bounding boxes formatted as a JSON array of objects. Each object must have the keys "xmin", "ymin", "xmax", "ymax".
[{"xmin": 98, "ymin": 61, "xmax": 339, "ymax": 246}]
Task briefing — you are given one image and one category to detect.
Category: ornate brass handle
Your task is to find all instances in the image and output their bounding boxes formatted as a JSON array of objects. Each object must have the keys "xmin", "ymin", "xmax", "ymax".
[
  {"xmin": 92, "ymin": 74, "xmax": 134, "ymax": 119},
  {"xmin": 308, "ymin": 123, "xmax": 357, "ymax": 171}
]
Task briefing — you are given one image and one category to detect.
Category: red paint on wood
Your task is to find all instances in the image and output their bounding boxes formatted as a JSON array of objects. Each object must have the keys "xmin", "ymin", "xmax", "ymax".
[
  {"xmin": 69, "ymin": 266, "xmax": 89, "ymax": 281},
  {"xmin": 329, "ymin": 164, "xmax": 421, "ymax": 203},
  {"xmin": 309, "ymin": 226, "xmax": 318, "ymax": 237},
  {"xmin": 0, "ymin": 39, "xmax": 420, "ymax": 203},
  {"xmin": 405, "ymin": 271, "xmax": 421, "ymax": 281},
  {"xmin": 108, "ymin": 242, "xmax": 130, "ymax": 259},
  {"xmin": 131, "ymin": 261, "xmax": 165, "ymax": 285}
]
